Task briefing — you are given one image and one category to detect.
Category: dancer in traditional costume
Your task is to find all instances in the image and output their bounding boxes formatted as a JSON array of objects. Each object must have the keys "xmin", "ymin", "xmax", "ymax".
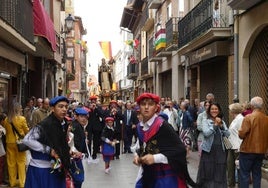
[
  {"xmin": 133, "ymin": 93, "xmax": 196, "ymax": 188},
  {"xmin": 101, "ymin": 117, "xmax": 118, "ymax": 174},
  {"xmin": 23, "ymin": 96, "xmax": 72, "ymax": 188}
]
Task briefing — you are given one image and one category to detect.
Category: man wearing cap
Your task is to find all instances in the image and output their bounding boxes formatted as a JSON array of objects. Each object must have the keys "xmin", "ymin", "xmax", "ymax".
[
  {"xmin": 22, "ymin": 96, "xmax": 73, "ymax": 188},
  {"xmin": 133, "ymin": 93, "xmax": 196, "ymax": 188}
]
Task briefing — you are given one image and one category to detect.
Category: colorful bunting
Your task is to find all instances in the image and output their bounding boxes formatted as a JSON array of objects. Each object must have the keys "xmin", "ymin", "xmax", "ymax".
[
  {"xmin": 72, "ymin": 39, "xmax": 88, "ymax": 52},
  {"xmin": 125, "ymin": 39, "xmax": 140, "ymax": 49}
]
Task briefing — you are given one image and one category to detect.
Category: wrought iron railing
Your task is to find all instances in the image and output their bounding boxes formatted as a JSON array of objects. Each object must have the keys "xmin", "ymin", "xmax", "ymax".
[
  {"xmin": 166, "ymin": 17, "xmax": 180, "ymax": 50},
  {"xmin": 0, "ymin": 0, "xmax": 34, "ymax": 44},
  {"xmin": 127, "ymin": 63, "xmax": 138, "ymax": 80},
  {"xmin": 140, "ymin": 3, "xmax": 149, "ymax": 26},
  {"xmin": 149, "ymin": 37, "xmax": 155, "ymax": 58},
  {"xmin": 178, "ymin": 0, "xmax": 229, "ymax": 48},
  {"xmin": 140, "ymin": 57, "xmax": 148, "ymax": 76}
]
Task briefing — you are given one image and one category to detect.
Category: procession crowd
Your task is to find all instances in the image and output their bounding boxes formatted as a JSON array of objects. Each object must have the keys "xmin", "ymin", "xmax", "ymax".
[{"xmin": 0, "ymin": 93, "xmax": 267, "ymax": 188}]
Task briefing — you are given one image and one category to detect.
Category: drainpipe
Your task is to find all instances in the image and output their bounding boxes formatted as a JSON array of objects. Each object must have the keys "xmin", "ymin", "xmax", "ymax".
[
  {"xmin": 184, "ymin": 56, "xmax": 189, "ymax": 99},
  {"xmin": 233, "ymin": 10, "xmax": 239, "ymax": 101}
]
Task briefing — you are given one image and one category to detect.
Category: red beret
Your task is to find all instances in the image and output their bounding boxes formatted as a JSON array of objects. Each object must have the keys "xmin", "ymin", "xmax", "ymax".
[
  {"xmin": 65, "ymin": 116, "xmax": 73, "ymax": 121},
  {"xmin": 105, "ymin": 117, "xmax": 114, "ymax": 122},
  {"xmin": 136, "ymin": 93, "xmax": 160, "ymax": 104},
  {"xmin": 110, "ymin": 100, "xmax": 118, "ymax": 105},
  {"xmin": 83, "ymin": 107, "xmax": 91, "ymax": 113},
  {"xmin": 89, "ymin": 96, "xmax": 97, "ymax": 100}
]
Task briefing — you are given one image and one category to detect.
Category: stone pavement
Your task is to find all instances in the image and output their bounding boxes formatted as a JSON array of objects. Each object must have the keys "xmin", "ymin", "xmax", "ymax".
[{"xmin": 82, "ymin": 151, "xmax": 268, "ymax": 188}]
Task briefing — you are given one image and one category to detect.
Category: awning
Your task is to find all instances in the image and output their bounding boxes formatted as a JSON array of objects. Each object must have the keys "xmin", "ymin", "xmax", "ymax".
[{"xmin": 33, "ymin": 0, "xmax": 56, "ymax": 51}]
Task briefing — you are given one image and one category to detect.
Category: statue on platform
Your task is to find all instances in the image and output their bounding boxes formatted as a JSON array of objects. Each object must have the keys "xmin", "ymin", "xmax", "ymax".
[
  {"xmin": 98, "ymin": 58, "xmax": 114, "ymax": 104},
  {"xmin": 98, "ymin": 58, "xmax": 113, "ymax": 91}
]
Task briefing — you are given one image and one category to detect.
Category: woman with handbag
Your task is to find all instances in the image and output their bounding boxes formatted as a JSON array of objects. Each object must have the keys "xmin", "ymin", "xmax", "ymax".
[
  {"xmin": 2, "ymin": 102, "xmax": 29, "ymax": 188},
  {"xmin": 196, "ymin": 102, "xmax": 230, "ymax": 188}
]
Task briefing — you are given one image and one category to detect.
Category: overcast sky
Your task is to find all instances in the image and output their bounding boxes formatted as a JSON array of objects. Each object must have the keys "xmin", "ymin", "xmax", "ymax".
[{"xmin": 74, "ymin": 0, "xmax": 127, "ymax": 79}]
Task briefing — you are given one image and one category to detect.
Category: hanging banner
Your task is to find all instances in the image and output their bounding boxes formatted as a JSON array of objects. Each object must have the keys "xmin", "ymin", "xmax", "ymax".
[{"xmin": 99, "ymin": 41, "xmax": 112, "ymax": 60}]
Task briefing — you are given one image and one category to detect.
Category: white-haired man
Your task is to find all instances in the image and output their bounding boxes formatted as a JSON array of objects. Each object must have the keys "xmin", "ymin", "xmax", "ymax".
[{"xmin": 239, "ymin": 96, "xmax": 268, "ymax": 188}]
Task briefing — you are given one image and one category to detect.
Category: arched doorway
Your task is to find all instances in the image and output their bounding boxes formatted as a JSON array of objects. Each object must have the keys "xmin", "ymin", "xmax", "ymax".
[{"xmin": 249, "ymin": 27, "xmax": 268, "ymax": 114}]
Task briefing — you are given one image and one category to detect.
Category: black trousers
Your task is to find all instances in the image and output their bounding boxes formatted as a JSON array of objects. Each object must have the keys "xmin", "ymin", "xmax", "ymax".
[{"xmin": 92, "ymin": 130, "xmax": 102, "ymax": 158}]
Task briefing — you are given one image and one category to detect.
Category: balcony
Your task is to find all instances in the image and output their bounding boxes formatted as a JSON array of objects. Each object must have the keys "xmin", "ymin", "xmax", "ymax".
[
  {"xmin": 0, "ymin": 0, "xmax": 35, "ymax": 53},
  {"xmin": 178, "ymin": 0, "xmax": 231, "ymax": 50},
  {"xmin": 148, "ymin": 0, "xmax": 163, "ymax": 9},
  {"xmin": 66, "ymin": 72, "xmax": 75, "ymax": 81},
  {"xmin": 140, "ymin": 57, "xmax": 150, "ymax": 78},
  {"xmin": 141, "ymin": 6, "xmax": 155, "ymax": 31},
  {"xmin": 127, "ymin": 63, "xmax": 138, "ymax": 80},
  {"xmin": 155, "ymin": 28, "xmax": 172, "ymax": 57},
  {"xmin": 227, "ymin": 0, "xmax": 263, "ymax": 10},
  {"xmin": 148, "ymin": 37, "xmax": 162, "ymax": 62},
  {"xmin": 120, "ymin": 0, "xmax": 145, "ymax": 32},
  {"xmin": 166, "ymin": 17, "xmax": 181, "ymax": 51}
]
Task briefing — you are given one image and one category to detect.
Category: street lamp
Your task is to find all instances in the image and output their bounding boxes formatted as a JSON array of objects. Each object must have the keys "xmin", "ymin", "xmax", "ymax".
[
  {"xmin": 61, "ymin": 14, "xmax": 75, "ymax": 97},
  {"xmin": 63, "ymin": 14, "xmax": 75, "ymax": 33}
]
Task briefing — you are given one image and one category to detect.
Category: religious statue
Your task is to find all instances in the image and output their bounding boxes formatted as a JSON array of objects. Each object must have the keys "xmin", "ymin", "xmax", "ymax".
[
  {"xmin": 98, "ymin": 58, "xmax": 113, "ymax": 91},
  {"xmin": 98, "ymin": 58, "xmax": 114, "ymax": 104}
]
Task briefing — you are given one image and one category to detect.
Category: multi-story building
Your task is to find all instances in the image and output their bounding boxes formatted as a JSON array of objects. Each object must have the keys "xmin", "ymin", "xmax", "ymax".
[
  {"xmin": 0, "ymin": 0, "xmax": 64, "ymax": 110},
  {"xmin": 66, "ymin": 16, "xmax": 87, "ymax": 103},
  {"xmin": 115, "ymin": 30, "xmax": 136, "ymax": 102},
  {"xmin": 120, "ymin": 0, "xmax": 268, "ymax": 123},
  {"xmin": 228, "ymin": 0, "xmax": 268, "ymax": 114},
  {"xmin": 0, "ymin": 0, "xmax": 88, "ymax": 110}
]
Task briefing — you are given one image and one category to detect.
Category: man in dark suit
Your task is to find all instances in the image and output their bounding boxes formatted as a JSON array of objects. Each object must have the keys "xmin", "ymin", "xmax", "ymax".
[
  {"xmin": 87, "ymin": 96, "xmax": 105, "ymax": 159},
  {"xmin": 123, "ymin": 101, "xmax": 139, "ymax": 153}
]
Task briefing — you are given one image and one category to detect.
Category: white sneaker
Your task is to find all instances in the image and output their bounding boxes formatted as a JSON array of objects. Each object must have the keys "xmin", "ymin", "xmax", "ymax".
[{"xmin": 105, "ymin": 168, "xmax": 110, "ymax": 174}]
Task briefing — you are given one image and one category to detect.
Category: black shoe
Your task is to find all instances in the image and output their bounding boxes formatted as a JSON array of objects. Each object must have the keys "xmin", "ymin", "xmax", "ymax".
[
  {"xmin": 92, "ymin": 155, "xmax": 97, "ymax": 159},
  {"xmin": 128, "ymin": 150, "xmax": 133, "ymax": 154},
  {"xmin": 115, "ymin": 156, "xmax": 120, "ymax": 159}
]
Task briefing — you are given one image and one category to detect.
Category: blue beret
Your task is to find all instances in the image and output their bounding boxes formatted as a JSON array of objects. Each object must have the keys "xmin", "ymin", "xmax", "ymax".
[
  {"xmin": 74, "ymin": 108, "xmax": 88, "ymax": 115},
  {"xmin": 158, "ymin": 112, "xmax": 169, "ymax": 121},
  {"xmin": 49, "ymin": 96, "xmax": 69, "ymax": 106}
]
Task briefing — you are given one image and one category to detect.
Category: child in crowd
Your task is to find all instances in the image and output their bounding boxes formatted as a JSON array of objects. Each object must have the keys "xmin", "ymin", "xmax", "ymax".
[{"xmin": 101, "ymin": 117, "xmax": 118, "ymax": 174}]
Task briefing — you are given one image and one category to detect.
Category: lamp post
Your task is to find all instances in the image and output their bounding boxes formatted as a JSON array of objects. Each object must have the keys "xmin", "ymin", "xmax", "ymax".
[
  {"xmin": 62, "ymin": 14, "xmax": 75, "ymax": 97},
  {"xmin": 65, "ymin": 14, "xmax": 75, "ymax": 33}
]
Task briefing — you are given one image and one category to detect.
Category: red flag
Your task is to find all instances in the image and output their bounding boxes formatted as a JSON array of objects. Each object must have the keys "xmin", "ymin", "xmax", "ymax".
[{"xmin": 99, "ymin": 41, "xmax": 112, "ymax": 60}]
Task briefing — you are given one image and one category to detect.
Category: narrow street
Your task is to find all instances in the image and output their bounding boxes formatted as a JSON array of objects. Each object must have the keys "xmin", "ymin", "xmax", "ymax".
[{"xmin": 82, "ymin": 150, "xmax": 268, "ymax": 188}]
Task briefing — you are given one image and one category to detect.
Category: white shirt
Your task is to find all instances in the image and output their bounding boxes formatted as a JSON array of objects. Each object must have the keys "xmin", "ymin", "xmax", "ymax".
[
  {"xmin": 163, "ymin": 107, "xmax": 178, "ymax": 131},
  {"xmin": 138, "ymin": 114, "xmax": 168, "ymax": 164},
  {"xmin": 228, "ymin": 113, "xmax": 244, "ymax": 150}
]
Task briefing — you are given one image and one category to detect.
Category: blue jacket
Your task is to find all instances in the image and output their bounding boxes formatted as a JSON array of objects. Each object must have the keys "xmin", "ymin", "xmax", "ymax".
[
  {"xmin": 181, "ymin": 110, "xmax": 194, "ymax": 129},
  {"xmin": 201, "ymin": 118, "xmax": 230, "ymax": 152}
]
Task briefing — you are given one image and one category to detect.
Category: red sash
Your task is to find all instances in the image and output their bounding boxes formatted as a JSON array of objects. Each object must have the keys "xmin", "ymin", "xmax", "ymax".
[{"xmin": 142, "ymin": 117, "xmax": 163, "ymax": 143}]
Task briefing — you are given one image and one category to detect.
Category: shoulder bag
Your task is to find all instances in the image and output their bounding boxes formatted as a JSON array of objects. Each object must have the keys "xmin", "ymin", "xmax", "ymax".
[
  {"xmin": 10, "ymin": 122, "xmax": 29, "ymax": 152},
  {"xmin": 222, "ymin": 135, "xmax": 233, "ymax": 150}
]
